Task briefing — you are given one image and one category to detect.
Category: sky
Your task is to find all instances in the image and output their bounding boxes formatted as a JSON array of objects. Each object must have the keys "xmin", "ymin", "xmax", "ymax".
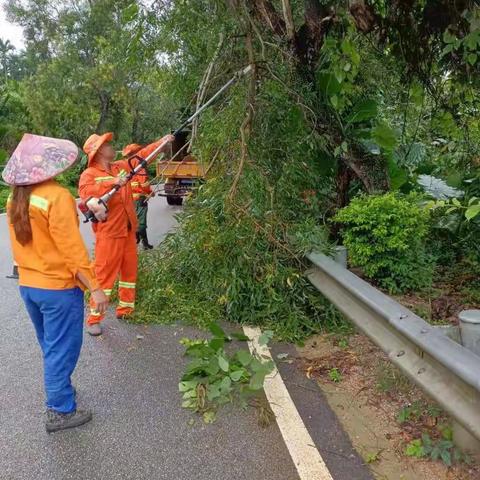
[{"xmin": 0, "ymin": 1, "xmax": 25, "ymax": 49}]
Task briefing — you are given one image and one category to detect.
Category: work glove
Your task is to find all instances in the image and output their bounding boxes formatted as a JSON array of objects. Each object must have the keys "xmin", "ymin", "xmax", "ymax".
[{"xmin": 86, "ymin": 197, "xmax": 108, "ymax": 222}]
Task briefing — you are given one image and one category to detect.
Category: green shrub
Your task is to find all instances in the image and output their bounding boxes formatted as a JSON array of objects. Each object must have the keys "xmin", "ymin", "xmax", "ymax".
[
  {"xmin": 0, "ymin": 186, "xmax": 10, "ymax": 212},
  {"xmin": 334, "ymin": 193, "xmax": 434, "ymax": 293}
]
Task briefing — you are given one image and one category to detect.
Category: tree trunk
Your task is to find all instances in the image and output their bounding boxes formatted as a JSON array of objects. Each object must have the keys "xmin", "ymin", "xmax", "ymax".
[
  {"xmin": 131, "ymin": 106, "xmax": 140, "ymax": 141},
  {"xmin": 335, "ymin": 160, "xmax": 352, "ymax": 210},
  {"xmin": 95, "ymin": 92, "xmax": 110, "ymax": 133}
]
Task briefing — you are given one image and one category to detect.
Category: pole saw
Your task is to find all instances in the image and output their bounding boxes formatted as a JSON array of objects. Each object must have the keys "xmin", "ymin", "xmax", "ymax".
[{"xmin": 78, "ymin": 64, "xmax": 252, "ymax": 223}]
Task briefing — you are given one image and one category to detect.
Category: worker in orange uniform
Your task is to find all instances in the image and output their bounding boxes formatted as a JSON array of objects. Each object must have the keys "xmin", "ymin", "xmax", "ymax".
[
  {"xmin": 122, "ymin": 143, "xmax": 154, "ymax": 250},
  {"xmin": 79, "ymin": 132, "xmax": 174, "ymax": 336},
  {"xmin": 2, "ymin": 133, "xmax": 108, "ymax": 432}
]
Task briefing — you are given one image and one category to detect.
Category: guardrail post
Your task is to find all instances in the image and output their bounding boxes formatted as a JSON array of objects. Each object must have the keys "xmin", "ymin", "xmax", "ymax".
[
  {"xmin": 454, "ymin": 310, "xmax": 480, "ymax": 454},
  {"xmin": 459, "ymin": 310, "xmax": 480, "ymax": 356},
  {"xmin": 333, "ymin": 246, "xmax": 347, "ymax": 268},
  {"xmin": 306, "ymin": 253, "xmax": 480, "ymax": 452}
]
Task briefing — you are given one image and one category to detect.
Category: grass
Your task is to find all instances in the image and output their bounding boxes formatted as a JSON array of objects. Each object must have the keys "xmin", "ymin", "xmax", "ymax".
[
  {"xmin": 375, "ymin": 360, "xmax": 412, "ymax": 395},
  {"xmin": 0, "ymin": 186, "xmax": 10, "ymax": 212}
]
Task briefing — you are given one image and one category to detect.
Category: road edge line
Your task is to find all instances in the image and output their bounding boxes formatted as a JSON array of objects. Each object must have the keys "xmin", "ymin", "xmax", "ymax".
[{"xmin": 243, "ymin": 326, "xmax": 334, "ymax": 480}]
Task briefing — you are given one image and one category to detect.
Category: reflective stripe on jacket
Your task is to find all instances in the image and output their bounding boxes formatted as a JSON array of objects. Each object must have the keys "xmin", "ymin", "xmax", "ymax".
[
  {"xmin": 128, "ymin": 140, "xmax": 166, "ymax": 199},
  {"xmin": 78, "ymin": 160, "xmax": 138, "ymax": 238},
  {"xmin": 7, "ymin": 180, "xmax": 99, "ymax": 290}
]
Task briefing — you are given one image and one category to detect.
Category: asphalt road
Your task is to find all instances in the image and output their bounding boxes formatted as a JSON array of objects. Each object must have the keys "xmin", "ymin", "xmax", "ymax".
[{"xmin": 0, "ymin": 196, "xmax": 300, "ymax": 480}]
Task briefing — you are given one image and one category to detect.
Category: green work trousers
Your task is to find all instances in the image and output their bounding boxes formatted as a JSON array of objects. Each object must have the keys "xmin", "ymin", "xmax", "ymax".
[{"xmin": 135, "ymin": 197, "xmax": 148, "ymax": 233}]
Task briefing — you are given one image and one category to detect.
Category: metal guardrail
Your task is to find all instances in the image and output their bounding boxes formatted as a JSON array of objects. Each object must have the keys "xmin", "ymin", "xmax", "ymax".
[{"xmin": 307, "ymin": 252, "xmax": 480, "ymax": 442}]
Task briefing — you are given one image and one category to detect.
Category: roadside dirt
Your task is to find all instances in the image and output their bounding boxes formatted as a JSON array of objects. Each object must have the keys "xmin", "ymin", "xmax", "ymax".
[
  {"xmin": 296, "ymin": 334, "xmax": 480, "ymax": 480},
  {"xmin": 350, "ymin": 264, "xmax": 480, "ymax": 326}
]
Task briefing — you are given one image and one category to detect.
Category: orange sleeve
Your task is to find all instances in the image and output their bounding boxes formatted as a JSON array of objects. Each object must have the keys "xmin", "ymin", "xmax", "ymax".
[
  {"xmin": 135, "ymin": 135, "xmax": 172, "ymax": 163},
  {"xmin": 78, "ymin": 168, "xmax": 117, "ymax": 200},
  {"xmin": 48, "ymin": 189, "xmax": 99, "ymax": 291}
]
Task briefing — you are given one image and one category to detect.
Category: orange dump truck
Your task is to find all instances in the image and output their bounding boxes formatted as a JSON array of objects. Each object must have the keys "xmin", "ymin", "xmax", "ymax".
[{"xmin": 155, "ymin": 131, "xmax": 204, "ymax": 205}]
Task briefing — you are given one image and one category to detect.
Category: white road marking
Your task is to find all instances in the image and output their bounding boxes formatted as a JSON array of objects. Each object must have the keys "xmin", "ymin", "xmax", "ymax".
[{"xmin": 243, "ymin": 326, "xmax": 335, "ymax": 480}]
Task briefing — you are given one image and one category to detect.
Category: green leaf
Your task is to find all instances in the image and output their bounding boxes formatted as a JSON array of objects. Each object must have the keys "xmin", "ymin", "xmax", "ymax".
[
  {"xmin": 346, "ymin": 99, "xmax": 378, "ymax": 124},
  {"xmin": 249, "ymin": 371, "xmax": 267, "ymax": 390},
  {"xmin": 387, "ymin": 158, "xmax": 408, "ymax": 190},
  {"xmin": 182, "ymin": 399, "xmax": 195, "ymax": 409},
  {"xmin": 421, "ymin": 433, "xmax": 433, "ymax": 448},
  {"xmin": 435, "ymin": 212, "xmax": 462, "ymax": 234},
  {"xmin": 467, "ymin": 53, "xmax": 478, "ymax": 65},
  {"xmin": 441, "ymin": 44, "xmax": 454, "ymax": 56},
  {"xmin": 341, "ymin": 39, "xmax": 360, "ymax": 65},
  {"xmin": 182, "ymin": 389, "xmax": 197, "ymax": 399},
  {"xmin": 236, "ymin": 349, "xmax": 253, "ymax": 367},
  {"xmin": 330, "ymin": 95, "xmax": 339, "ymax": 109},
  {"xmin": 464, "ymin": 32, "xmax": 479, "ymax": 50},
  {"xmin": 466, "ymin": 204, "xmax": 480, "ymax": 220},
  {"xmin": 207, "ymin": 383, "xmax": 221, "ymax": 400},
  {"xmin": 219, "ymin": 376, "xmax": 232, "ymax": 394},
  {"xmin": 179, "ymin": 380, "xmax": 199, "ymax": 392},
  {"xmin": 203, "ymin": 411, "xmax": 216, "ymax": 424},
  {"xmin": 250, "ymin": 358, "xmax": 264, "ymax": 372},
  {"xmin": 121, "ymin": 3, "xmax": 139, "ymax": 23},
  {"xmin": 410, "ymin": 83, "xmax": 424, "ymax": 107},
  {"xmin": 258, "ymin": 330, "xmax": 274, "ymax": 346},
  {"xmin": 209, "ymin": 337, "xmax": 225, "ymax": 352},
  {"xmin": 218, "ymin": 354, "xmax": 230, "ymax": 372},
  {"xmin": 372, "ymin": 123, "xmax": 398, "ymax": 152},
  {"xmin": 405, "ymin": 439, "xmax": 425, "ymax": 458},
  {"xmin": 230, "ymin": 369, "xmax": 244, "ymax": 382},
  {"xmin": 443, "ymin": 30, "xmax": 456, "ymax": 44},
  {"xmin": 206, "ymin": 357, "xmax": 220, "ymax": 376},
  {"xmin": 209, "ymin": 322, "xmax": 227, "ymax": 339},
  {"xmin": 394, "ymin": 142, "xmax": 426, "ymax": 167},
  {"xmin": 317, "ymin": 72, "xmax": 342, "ymax": 97}
]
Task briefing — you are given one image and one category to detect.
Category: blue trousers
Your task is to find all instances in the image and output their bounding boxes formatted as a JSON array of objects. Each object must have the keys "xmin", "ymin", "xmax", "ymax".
[{"xmin": 20, "ymin": 286, "xmax": 84, "ymax": 413}]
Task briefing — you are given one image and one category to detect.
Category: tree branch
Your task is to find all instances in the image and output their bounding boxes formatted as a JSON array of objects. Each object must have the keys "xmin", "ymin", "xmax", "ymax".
[
  {"xmin": 229, "ymin": 30, "xmax": 257, "ymax": 200},
  {"xmin": 248, "ymin": 0, "xmax": 286, "ymax": 37},
  {"xmin": 190, "ymin": 32, "xmax": 225, "ymax": 150},
  {"xmin": 281, "ymin": 0, "xmax": 295, "ymax": 41}
]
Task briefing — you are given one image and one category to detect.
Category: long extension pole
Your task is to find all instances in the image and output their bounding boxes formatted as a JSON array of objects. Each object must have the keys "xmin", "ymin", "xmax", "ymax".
[{"xmin": 79, "ymin": 65, "xmax": 252, "ymax": 223}]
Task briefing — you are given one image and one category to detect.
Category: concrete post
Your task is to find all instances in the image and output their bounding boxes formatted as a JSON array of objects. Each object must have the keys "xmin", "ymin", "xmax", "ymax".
[
  {"xmin": 454, "ymin": 310, "xmax": 480, "ymax": 454},
  {"xmin": 333, "ymin": 246, "xmax": 347, "ymax": 268},
  {"xmin": 459, "ymin": 310, "xmax": 480, "ymax": 356}
]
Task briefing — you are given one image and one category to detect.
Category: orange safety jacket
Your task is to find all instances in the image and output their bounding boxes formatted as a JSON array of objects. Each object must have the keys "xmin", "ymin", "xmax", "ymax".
[
  {"xmin": 7, "ymin": 180, "xmax": 99, "ymax": 291},
  {"xmin": 127, "ymin": 140, "xmax": 166, "ymax": 200},
  {"xmin": 131, "ymin": 165, "xmax": 152, "ymax": 201},
  {"xmin": 78, "ymin": 159, "xmax": 138, "ymax": 238}
]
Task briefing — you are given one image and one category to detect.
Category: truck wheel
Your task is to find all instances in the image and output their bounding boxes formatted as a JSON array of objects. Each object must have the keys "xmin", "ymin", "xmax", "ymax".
[
  {"xmin": 166, "ymin": 195, "xmax": 176, "ymax": 205},
  {"xmin": 174, "ymin": 196, "xmax": 183, "ymax": 206}
]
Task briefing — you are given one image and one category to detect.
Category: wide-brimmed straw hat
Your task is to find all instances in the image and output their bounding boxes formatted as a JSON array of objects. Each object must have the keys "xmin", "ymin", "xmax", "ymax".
[
  {"xmin": 122, "ymin": 143, "xmax": 143, "ymax": 157},
  {"xmin": 83, "ymin": 132, "xmax": 113, "ymax": 166},
  {"xmin": 2, "ymin": 133, "xmax": 79, "ymax": 186}
]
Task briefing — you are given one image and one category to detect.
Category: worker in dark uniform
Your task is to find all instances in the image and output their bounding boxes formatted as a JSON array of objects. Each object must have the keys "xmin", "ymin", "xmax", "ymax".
[{"xmin": 122, "ymin": 143, "xmax": 154, "ymax": 250}]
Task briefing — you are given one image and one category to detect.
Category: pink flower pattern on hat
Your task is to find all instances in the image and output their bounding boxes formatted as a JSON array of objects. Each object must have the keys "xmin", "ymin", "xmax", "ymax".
[{"xmin": 2, "ymin": 134, "xmax": 79, "ymax": 186}]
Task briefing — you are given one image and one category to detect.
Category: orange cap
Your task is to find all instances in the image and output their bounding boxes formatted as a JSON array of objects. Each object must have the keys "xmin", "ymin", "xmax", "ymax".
[
  {"xmin": 83, "ymin": 132, "xmax": 113, "ymax": 165},
  {"xmin": 122, "ymin": 143, "xmax": 143, "ymax": 157}
]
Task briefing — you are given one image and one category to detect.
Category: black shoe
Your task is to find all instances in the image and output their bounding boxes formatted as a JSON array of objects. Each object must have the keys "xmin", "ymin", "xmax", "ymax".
[
  {"xmin": 141, "ymin": 232, "xmax": 153, "ymax": 250},
  {"xmin": 6, "ymin": 265, "xmax": 19, "ymax": 279},
  {"xmin": 45, "ymin": 408, "xmax": 92, "ymax": 433}
]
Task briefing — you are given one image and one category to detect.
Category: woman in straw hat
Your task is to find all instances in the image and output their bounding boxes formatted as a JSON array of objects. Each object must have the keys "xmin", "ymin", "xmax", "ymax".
[{"xmin": 2, "ymin": 133, "xmax": 108, "ymax": 433}]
